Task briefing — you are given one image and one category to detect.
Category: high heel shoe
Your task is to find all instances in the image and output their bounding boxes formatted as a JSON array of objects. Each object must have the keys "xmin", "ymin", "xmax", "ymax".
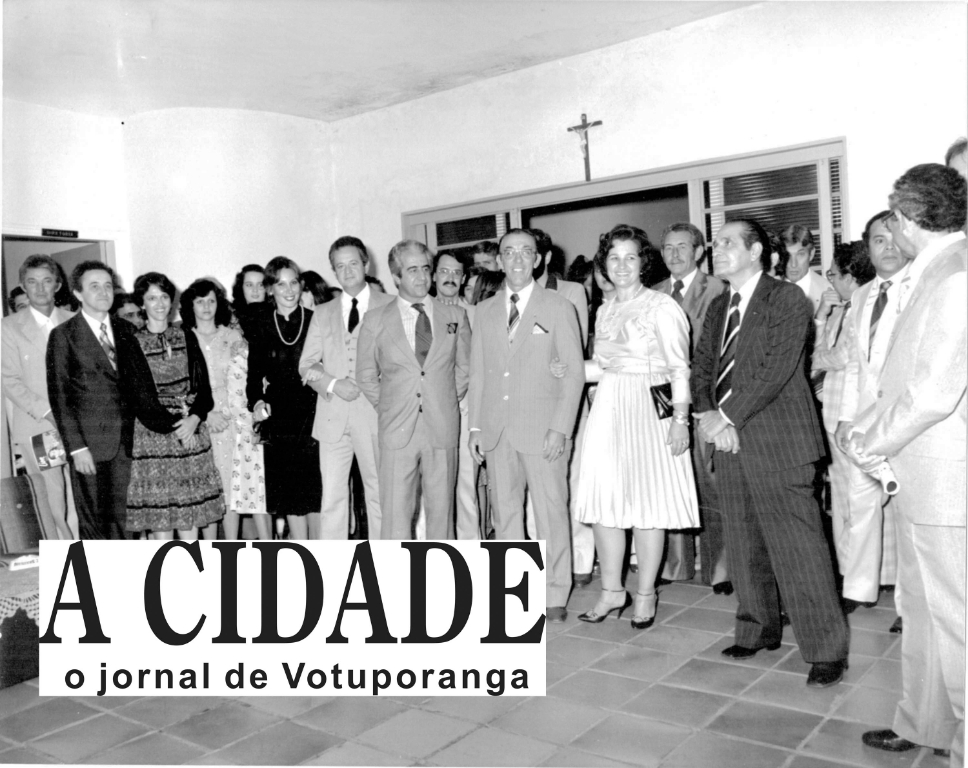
[
  {"xmin": 631, "ymin": 591, "xmax": 658, "ymax": 630},
  {"xmin": 578, "ymin": 589, "xmax": 632, "ymax": 623}
]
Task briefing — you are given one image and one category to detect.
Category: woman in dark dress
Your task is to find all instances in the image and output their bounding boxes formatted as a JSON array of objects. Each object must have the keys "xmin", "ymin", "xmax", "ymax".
[{"xmin": 246, "ymin": 256, "xmax": 321, "ymax": 540}]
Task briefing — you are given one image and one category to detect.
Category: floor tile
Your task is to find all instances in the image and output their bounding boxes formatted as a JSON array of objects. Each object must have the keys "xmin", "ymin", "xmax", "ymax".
[
  {"xmin": 545, "ymin": 661, "xmax": 579, "ymax": 687},
  {"xmin": 655, "ymin": 583, "xmax": 710, "ymax": 607},
  {"xmin": 301, "ymin": 742, "xmax": 410, "ymax": 766},
  {"xmin": 0, "ymin": 682, "xmax": 49, "ymax": 719},
  {"xmin": 183, "ymin": 755, "xmax": 236, "ymax": 765},
  {"xmin": 166, "ymin": 701, "xmax": 281, "ymax": 750},
  {"xmin": 76, "ymin": 732, "xmax": 205, "ymax": 765},
  {"xmin": 776, "ymin": 653, "xmax": 877, "ymax": 685},
  {"xmin": 428, "ymin": 727, "xmax": 557, "ymax": 766},
  {"xmin": 661, "ymin": 731, "xmax": 790, "ymax": 768},
  {"xmin": 0, "ymin": 698, "xmax": 100, "ymax": 742},
  {"xmin": 537, "ymin": 747, "xmax": 631, "ymax": 767},
  {"xmin": 661, "ymin": 658, "xmax": 764, "ymax": 697},
  {"xmin": 917, "ymin": 746, "xmax": 955, "ymax": 768},
  {"xmin": 831, "ymin": 684, "xmax": 900, "ymax": 726},
  {"xmin": 30, "ymin": 713, "xmax": 148, "ymax": 762},
  {"xmin": 802, "ymin": 718, "xmax": 918, "ymax": 768},
  {"xmin": 246, "ymin": 696, "xmax": 321, "ymax": 718},
  {"xmin": 626, "ymin": 625, "xmax": 721, "ymax": 657},
  {"xmin": 356, "ymin": 709, "xmax": 477, "ymax": 759},
  {"xmin": 115, "ymin": 696, "xmax": 228, "ymax": 728},
  {"xmin": 697, "ymin": 635, "xmax": 791, "ymax": 670},
  {"xmin": 693, "ymin": 590, "xmax": 739, "ymax": 613},
  {"xmin": 419, "ymin": 695, "xmax": 521, "ymax": 724},
  {"xmin": 73, "ymin": 696, "xmax": 144, "ymax": 711},
  {"xmin": 547, "ymin": 635, "xmax": 621, "ymax": 667},
  {"xmin": 786, "ymin": 756, "xmax": 869, "ymax": 768},
  {"xmin": 547, "ymin": 670, "xmax": 645, "ymax": 709},
  {"xmin": 566, "ymin": 616, "xmax": 641, "ymax": 644},
  {"xmin": 849, "ymin": 627, "xmax": 899, "ymax": 658},
  {"xmin": 660, "ymin": 606, "xmax": 735, "ymax": 634},
  {"xmin": 491, "ymin": 696, "xmax": 606, "ymax": 745},
  {"xmin": 590, "ymin": 645, "xmax": 689, "ymax": 682},
  {"xmin": 847, "ymin": 609, "xmax": 899, "ymax": 633},
  {"xmin": 0, "ymin": 746, "xmax": 57, "ymax": 763},
  {"xmin": 740, "ymin": 670, "xmax": 851, "ymax": 716},
  {"xmin": 213, "ymin": 720, "xmax": 340, "ymax": 765},
  {"xmin": 570, "ymin": 713, "xmax": 690, "ymax": 767},
  {"xmin": 620, "ymin": 683, "xmax": 732, "ymax": 729},
  {"xmin": 295, "ymin": 697, "xmax": 407, "ymax": 739},
  {"xmin": 855, "ymin": 658, "xmax": 902, "ymax": 692},
  {"xmin": 707, "ymin": 699, "xmax": 824, "ymax": 750}
]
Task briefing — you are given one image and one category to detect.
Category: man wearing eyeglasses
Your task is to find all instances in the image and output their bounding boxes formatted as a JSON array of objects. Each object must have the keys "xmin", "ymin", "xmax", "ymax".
[
  {"xmin": 468, "ymin": 228, "xmax": 585, "ymax": 622},
  {"xmin": 655, "ymin": 223, "xmax": 729, "ymax": 593}
]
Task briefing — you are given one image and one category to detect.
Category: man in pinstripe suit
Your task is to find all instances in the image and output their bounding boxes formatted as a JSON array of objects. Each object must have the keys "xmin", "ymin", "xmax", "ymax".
[{"xmin": 691, "ymin": 219, "xmax": 848, "ymax": 688}]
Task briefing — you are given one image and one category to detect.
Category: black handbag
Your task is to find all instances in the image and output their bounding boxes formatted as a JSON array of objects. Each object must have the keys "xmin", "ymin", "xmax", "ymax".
[{"xmin": 650, "ymin": 382, "xmax": 674, "ymax": 420}]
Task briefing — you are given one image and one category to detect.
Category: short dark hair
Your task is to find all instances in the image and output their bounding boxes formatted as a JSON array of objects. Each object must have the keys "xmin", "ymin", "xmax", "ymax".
[
  {"xmin": 301, "ymin": 270, "xmax": 335, "ymax": 306},
  {"xmin": 889, "ymin": 163, "xmax": 968, "ymax": 233},
  {"xmin": 729, "ymin": 219, "xmax": 773, "ymax": 272},
  {"xmin": 133, "ymin": 272, "xmax": 177, "ymax": 307},
  {"xmin": 565, "ymin": 254, "xmax": 595, "ymax": 284},
  {"xmin": 328, "ymin": 236, "xmax": 370, "ymax": 270},
  {"xmin": 469, "ymin": 241, "xmax": 499, "ymax": 258},
  {"xmin": 263, "ymin": 256, "xmax": 302, "ymax": 291},
  {"xmin": 364, "ymin": 274, "xmax": 386, "ymax": 292},
  {"xmin": 832, "ymin": 241, "xmax": 876, "ymax": 285},
  {"xmin": 862, "ymin": 210, "xmax": 893, "ymax": 247},
  {"xmin": 180, "ymin": 278, "xmax": 233, "ymax": 329},
  {"xmin": 766, "ymin": 230, "xmax": 789, "ymax": 277},
  {"xmin": 19, "ymin": 254, "xmax": 60, "ymax": 284},
  {"xmin": 231, "ymin": 264, "xmax": 264, "ymax": 307},
  {"xmin": 388, "ymin": 240, "xmax": 433, "ymax": 278},
  {"xmin": 593, "ymin": 224, "xmax": 654, "ymax": 285},
  {"xmin": 945, "ymin": 137, "xmax": 967, "ymax": 167},
  {"xmin": 780, "ymin": 223, "xmax": 816, "ymax": 250},
  {"xmin": 8, "ymin": 286, "xmax": 26, "ymax": 312},
  {"xmin": 70, "ymin": 261, "xmax": 117, "ymax": 294},
  {"xmin": 471, "ymin": 270, "xmax": 506, "ymax": 305},
  {"xmin": 111, "ymin": 292, "xmax": 137, "ymax": 314},
  {"xmin": 497, "ymin": 228, "xmax": 537, "ymax": 253},
  {"xmin": 433, "ymin": 250, "xmax": 467, "ymax": 274},
  {"xmin": 660, "ymin": 222, "xmax": 705, "ymax": 252}
]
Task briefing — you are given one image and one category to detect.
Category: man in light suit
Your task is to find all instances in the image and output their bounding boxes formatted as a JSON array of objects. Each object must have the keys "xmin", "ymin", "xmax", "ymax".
[
  {"xmin": 781, "ymin": 224, "xmax": 834, "ymax": 317},
  {"xmin": 854, "ymin": 165, "xmax": 966, "ymax": 764},
  {"xmin": 831, "ymin": 215, "xmax": 906, "ymax": 612},
  {"xmin": 299, "ymin": 236, "xmax": 393, "ymax": 540},
  {"xmin": 692, "ymin": 219, "xmax": 848, "ymax": 687},
  {"xmin": 528, "ymin": 228, "xmax": 589, "ymax": 346},
  {"xmin": 655, "ymin": 223, "xmax": 729, "ymax": 591},
  {"xmin": 469, "ymin": 228, "xmax": 585, "ymax": 621},
  {"xmin": 357, "ymin": 240, "xmax": 471, "ymax": 540},
  {"xmin": 2, "ymin": 255, "xmax": 76, "ymax": 539}
]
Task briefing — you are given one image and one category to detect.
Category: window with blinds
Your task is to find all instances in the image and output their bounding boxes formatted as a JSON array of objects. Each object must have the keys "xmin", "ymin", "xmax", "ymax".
[{"xmin": 435, "ymin": 213, "xmax": 510, "ymax": 248}]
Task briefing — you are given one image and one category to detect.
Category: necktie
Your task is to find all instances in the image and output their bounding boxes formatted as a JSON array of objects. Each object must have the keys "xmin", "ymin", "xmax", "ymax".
[
  {"xmin": 715, "ymin": 293, "xmax": 742, "ymax": 406},
  {"xmin": 412, "ymin": 303, "xmax": 432, "ymax": 366},
  {"xmin": 99, "ymin": 322, "xmax": 117, "ymax": 371},
  {"xmin": 833, "ymin": 300, "xmax": 851, "ymax": 346},
  {"xmin": 868, "ymin": 281, "xmax": 892, "ymax": 358},
  {"xmin": 672, "ymin": 280, "xmax": 684, "ymax": 305},
  {"xmin": 508, "ymin": 293, "xmax": 520, "ymax": 338},
  {"xmin": 347, "ymin": 298, "xmax": 360, "ymax": 333}
]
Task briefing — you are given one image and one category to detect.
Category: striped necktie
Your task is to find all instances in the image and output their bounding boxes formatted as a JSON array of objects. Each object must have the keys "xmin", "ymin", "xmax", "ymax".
[
  {"xmin": 868, "ymin": 281, "xmax": 891, "ymax": 359},
  {"xmin": 99, "ymin": 322, "xmax": 117, "ymax": 371},
  {"xmin": 508, "ymin": 293, "xmax": 520, "ymax": 338},
  {"xmin": 715, "ymin": 293, "xmax": 742, "ymax": 406},
  {"xmin": 833, "ymin": 300, "xmax": 851, "ymax": 346},
  {"xmin": 412, "ymin": 303, "xmax": 432, "ymax": 366}
]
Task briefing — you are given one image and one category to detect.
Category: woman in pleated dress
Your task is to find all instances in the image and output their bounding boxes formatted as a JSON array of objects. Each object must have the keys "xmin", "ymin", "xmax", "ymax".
[{"xmin": 576, "ymin": 224, "xmax": 699, "ymax": 629}]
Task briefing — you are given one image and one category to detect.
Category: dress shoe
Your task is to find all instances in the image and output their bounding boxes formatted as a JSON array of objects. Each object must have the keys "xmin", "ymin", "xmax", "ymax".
[
  {"xmin": 889, "ymin": 616, "xmax": 902, "ymax": 633},
  {"xmin": 578, "ymin": 590, "xmax": 631, "ymax": 623},
  {"xmin": 712, "ymin": 581, "xmax": 733, "ymax": 596},
  {"xmin": 861, "ymin": 729, "xmax": 918, "ymax": 752},
  {"xmin": 631, "ymin": 591, "xmax": 658, "ymax": 630},
  {"xmin": 780, "ymin": 611, "xmax": 791, "ymax": 627},
  {"xmin": 628, "ymin": 563, "xmax": 638, "ymax": 574},
  {"xmin": 879, "ymin": 584, "xmax": 896, "ymax": 593},
  {"xmin": 806, "ymin": 659, "xmax": 847, "ymax": 688},
  {"xmin": 546, "ymin": 606, "xmax": 568, "ymax": 623},
  {"xmin": 721, "ymin": 641, "xmax": 781, "ymax": 659},
  {"xmin": 654, "ymin": 577, "xmax": 673, "ymax": 587},
  {"xmin": 573, "ymin": 572, "xmax": 593, "ymax": 587},
  {"xmin": 842, "ymin": 597, "xmax": 877, "ymax": 614}
]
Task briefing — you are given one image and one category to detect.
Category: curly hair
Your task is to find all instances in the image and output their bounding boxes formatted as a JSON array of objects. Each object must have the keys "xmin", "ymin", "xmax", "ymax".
[
  {"xmin": 231, "ymin": 264, "xmax": 265, "ymax": 307},
  {"xmin": 593, "ymin": 224, "xmax": 654, "ymax": 286},
  {"xmin": 889, "ymin": 163, "xmax": 967, "ymax": 233},
  {"xmin": 133, "ymin": 272, "xmax": 177, "ymax": 307},
  {"xmin": 832, "ymin": 241, "xmax": 876, "ymax": 286},
  {"xmin": 180, "ymin": 278, "xmax": 233, "ymax": 329}
]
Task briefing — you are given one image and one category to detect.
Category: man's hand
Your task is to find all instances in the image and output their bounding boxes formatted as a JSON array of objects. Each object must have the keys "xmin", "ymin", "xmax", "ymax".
[
  {"xmin": 542, "ymin": 429, "xmax": 566, "ymax": 462},
  {"xmin": 72, "ymin": 448, "xmax": 96, "ymax": 475},
  {"xmin": 333, "ymin": 378, "xmax": 361, "ymax": 402},
  {"xmin": 713, "ymin": 425, "xmax": 741, "ymax": 454},
  {"xmin": 817, "ymin": 288, "xmax": 843, "ymax": 320},
  {"xmin": 834, "ymin": 420, "xmax": 852, "ymax": 453},
  {"xmin": 549, "ymin": 357, "xmax": 568, "ymax": 379},
  {"xmin": 468, "ymin": 431, "xmax": 485, "ymax": 464},
  {"xmin": 207, "ymin": 412, "xmax": 229, "ymax": 433},
  {"xmin": 302, "ymin": 363, "xmax": 326, "ymax": 384},
  {"xmin": 696, "ymin": 410, "xmax": 729, "ymax": 443}
]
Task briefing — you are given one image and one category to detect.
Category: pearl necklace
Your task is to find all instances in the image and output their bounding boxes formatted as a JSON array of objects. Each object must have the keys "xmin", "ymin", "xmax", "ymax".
[{"xmin": 274, "ymin": 305, "xmax": 305, "ymax": 346}]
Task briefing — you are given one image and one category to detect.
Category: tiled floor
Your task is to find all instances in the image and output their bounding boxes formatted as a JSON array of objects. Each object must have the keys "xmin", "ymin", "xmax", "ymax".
[{"xmin": 0, "ymin": 576, "xmax": 946, "ymax": 767}]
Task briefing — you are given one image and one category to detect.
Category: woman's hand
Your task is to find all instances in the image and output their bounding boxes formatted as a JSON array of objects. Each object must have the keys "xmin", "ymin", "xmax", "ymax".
[
  {"xmin": 207, "ymin": 412, "xmax": 229, "ymax": 433},
  {"xmin": 252, "ymin": 400, "xmax": 271, "ymax": 423},
  {"xmin": 174, "ymin": 414, "xmax": 201, "ymax": 444},
  {"xmin": 667, "ymin": 420, "xmax": 689, "ymax": 456}
]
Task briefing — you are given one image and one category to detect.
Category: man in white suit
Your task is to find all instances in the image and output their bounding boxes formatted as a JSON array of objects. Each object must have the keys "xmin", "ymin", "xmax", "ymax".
[
  {"xmin": 299, "ymin": 236, "xmax": 393, "ymax": 539},
  {"xmin": 2, "ymin": 255, "xmax": 76, "ymax": 539},
  {"xmin": 853, "ymin": 165, "xmax": 966, "ymax": 764},
  {"xmin": 781, "ymin": 224, "xmax": 834, "ymax": 317},
  {"xmin": 468, "ymin": 228, "xmax": 585, "ymax": 621}
]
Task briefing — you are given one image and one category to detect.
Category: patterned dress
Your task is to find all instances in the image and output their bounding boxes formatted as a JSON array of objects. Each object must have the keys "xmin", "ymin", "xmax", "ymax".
[{"xmin": 126, "ymin": 325, "xmax": 225, "ymax": 532}]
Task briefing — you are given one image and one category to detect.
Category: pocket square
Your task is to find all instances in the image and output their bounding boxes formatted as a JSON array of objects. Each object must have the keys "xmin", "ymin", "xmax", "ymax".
[
  {"xmin": 447, "ymin": 322, "xmax": 458, "ymax": 334},
  {"xmin": 532, "ymin": 323, "xmax": 549, "ymax": 335}
]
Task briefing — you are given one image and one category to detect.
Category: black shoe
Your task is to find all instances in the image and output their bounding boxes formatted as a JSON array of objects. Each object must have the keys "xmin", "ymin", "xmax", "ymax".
[
  {"xmin": 630, "ymin": 591, "xmax": 658, "ymax": 630},
  {"xmin": 780, "ymin": 611, "xmax": 791, "ymax": 627},
  {"xmin": 806, "ymin": 659, "xmax": 847, "ymax": 688},
  {"xmin": 577, "ymin": 590, "xmax": 631, "ymax": 623},
  {"xmin": 573, "ymin": 572, "xmax": 593, "ymax": 587},
  {"xmin": 721, "ymin": 641, "xmax": 782, "ymax": 659},
  {"xmin": 628, "ymin": 563, "xmax": 638, "ymax": 574},
  {"xmin": 546, "ymin": 606, "xmax": 568, "ymax": 623},
  {"xmin": 935, "ymin": 749, "xmax": 951, "ymax": 757},
  {"xmin": 843, "ymin": 598, "xmax": 877, "ymax": 614},
  {"xmin": 861, "ymin": 729, "xmax": 918, "ymax": 752},
  {"xmin": 712, "ymin": 581, "xmax": 734, "ymax": 596},
  {"xmin": 879, "ymin": 584, "xmax": 896, "ymax": 593},
  {"xmin": 889, "ymin": 617, "xmax": 903, "ymax": 633}
]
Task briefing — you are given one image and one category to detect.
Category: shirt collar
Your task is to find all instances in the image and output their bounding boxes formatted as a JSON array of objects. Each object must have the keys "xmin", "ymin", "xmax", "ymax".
[
  {"xmin": 29, "ymin": 305, "xmax": 54, "ymax": 328},
  {"xmin": 674, "ymin": 267, "xmax": 698, "ymax": 294},
  {"xmin": 506, "ymin": 279, "xmax": 535, "ymax": 304},
  {"xmin": 342, "ymin": 283, "xmax": 370, "ymax": 312}
]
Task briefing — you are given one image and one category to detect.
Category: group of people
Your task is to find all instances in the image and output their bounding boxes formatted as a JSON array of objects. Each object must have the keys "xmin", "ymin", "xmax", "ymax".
[{"xmin": 2, "ymin": 140, "xmax": 965, "ymax": 764}]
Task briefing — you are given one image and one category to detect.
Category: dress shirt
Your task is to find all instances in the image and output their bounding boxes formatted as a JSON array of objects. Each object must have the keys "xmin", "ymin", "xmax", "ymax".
[
  {"xmin": 29, "ymin": 305, "xmax": 57, "ymax": 339},
  {"xmin": 341, "ymin": 284, "xmax": 372, "ymax": 330},
  {"xmin": 505, "ymin": 279, "xmax": 536, "ymax": 323},
  {"xmin": 79, "ymin": 309, "xmax": 115, "ymax": 346},
  {"xmin": 397, "ymin": 295, "xmax": 434, "ymax": 352},
  {"xmin": 866, "ymin": 266, "xmax": 909, "ymax": 377},
  {"xmin": 718, "ymin": 270, "xmax": 764, "ymax": 425},
  {"xmin": 674, "ymin": 267, "xmax": 699, "ymax": 296},
  {"xmin": 897, "ymin": 231, "xmax": 965, "ymax": 313}
]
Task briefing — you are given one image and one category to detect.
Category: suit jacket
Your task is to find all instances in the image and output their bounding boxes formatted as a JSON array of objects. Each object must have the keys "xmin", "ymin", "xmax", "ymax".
[
  {"xmin": 856, "ymin": 238, "xmax": 966, "ymax": 525},
  {"xmin": 298, "ymin": 290, "xmax": 394, "ymax": 443},
  {"xmin": 543, "ymin": 275, "xmax": 589, "ymax": 346},
  {"xmin": 468, "ymin": 283, "xmax": 585, "ymax": 454},
  {"xmin": 691, "ymin": 274, "xmax": 825, "ymax": 470},
  {"xmin": 356, "ymin": 297, "xmax": 471, "ymax": 450},
  {"xmin": 46, "ymin": 313, "xmax": 174, "ymax": 462},
  {"xmin": 793, "ymin": 270, "xmax": 833, "ymax": 316},
  {"xmin": 811, "ymin": 302, "xmax": 853, "ymax": 433},
  {"xmin": 2, "ymin": 306, "xmax": 74, "ymax": 446},
  {"xmin": 654, "ymin": 270, "xmax": 727, "ymax": 352},
  {"xmin": 839, "ymin": 280, "xmax": 880, "ymax": 424}
]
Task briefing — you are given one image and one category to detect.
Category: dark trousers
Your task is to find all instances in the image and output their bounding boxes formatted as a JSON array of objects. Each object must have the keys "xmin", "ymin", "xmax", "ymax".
[
  {"xmin": 70, "ymin": 451, "xmax": 132, "ymax": 540},
  {"xmin": 717, "ymin": 455, "xmax": 848, "ymax": 663}
]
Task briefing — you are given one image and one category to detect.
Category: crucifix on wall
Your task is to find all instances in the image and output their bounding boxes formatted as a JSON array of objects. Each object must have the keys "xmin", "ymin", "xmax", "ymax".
[{"xmin": 567, "ymin": 112, "xmax": 603, "ymax": 182}]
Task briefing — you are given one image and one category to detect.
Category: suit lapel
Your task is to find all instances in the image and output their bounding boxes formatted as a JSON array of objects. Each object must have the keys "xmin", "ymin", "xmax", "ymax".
[
  {"xmin": 425, "ymin": 300, "xmax": 448, "ymax": 366},
  {"xmin": 385, "ymin": 301, "xmax": 419, "ymax": 368},
  {"xmin": 76, "ymin": 313, "xmax": 118, "ymax": 378},
  {"xmin": 736, "ymin": 276, "xmax": 771, "ymax": 365},
  {"xmin": 682, "ymin": 271, "xmax": 705, "ymax": 316},
  {"xmin": 17, "ymin": 309, "xmax": 45, "ymax": 350},
  {"xmin": 327, "ymin": 300, "xmax": 349, "ymax": 369},
  {"xmin": 509, "ymin": 284, "xmax": 542, "ymax": 360}
]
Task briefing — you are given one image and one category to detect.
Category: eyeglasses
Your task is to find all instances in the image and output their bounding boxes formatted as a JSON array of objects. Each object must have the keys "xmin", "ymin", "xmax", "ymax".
[
  {"xmin": 436, "ymin": 268, "xmax": 464, "ymax": 278},
  {"xmin": 825, "ymin": 270, "xmax": 839, "ymax": 280},
  {"xmin": 501, "ymin": 247, "xmax": 536, "ymax": 259}
]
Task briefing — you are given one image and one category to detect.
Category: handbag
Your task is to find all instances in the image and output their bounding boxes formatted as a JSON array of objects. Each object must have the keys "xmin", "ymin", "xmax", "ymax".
[{"xmin": 650, "ymin": 382, "xmax": 674, "ymax": 420}]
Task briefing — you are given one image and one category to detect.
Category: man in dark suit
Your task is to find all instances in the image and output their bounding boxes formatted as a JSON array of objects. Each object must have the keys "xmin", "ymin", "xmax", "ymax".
[
  {"xmin": 691, "ymin": 219, "xmax": 848, "ymax": 687},
  {"xmin": 47, "ymin": 261, "xmax": 177, "ymax": 539}
]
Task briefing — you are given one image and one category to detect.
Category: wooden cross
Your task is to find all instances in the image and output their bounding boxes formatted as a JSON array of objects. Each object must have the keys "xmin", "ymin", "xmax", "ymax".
[{"xmin": 567, "ymin": 112, "xmax": 603, "ymax": 182}]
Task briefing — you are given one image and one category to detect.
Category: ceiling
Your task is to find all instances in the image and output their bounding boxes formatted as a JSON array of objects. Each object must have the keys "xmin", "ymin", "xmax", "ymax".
[{"xmin": 4, "ymin": 0, "xmax": 747, "ymax": 122}]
